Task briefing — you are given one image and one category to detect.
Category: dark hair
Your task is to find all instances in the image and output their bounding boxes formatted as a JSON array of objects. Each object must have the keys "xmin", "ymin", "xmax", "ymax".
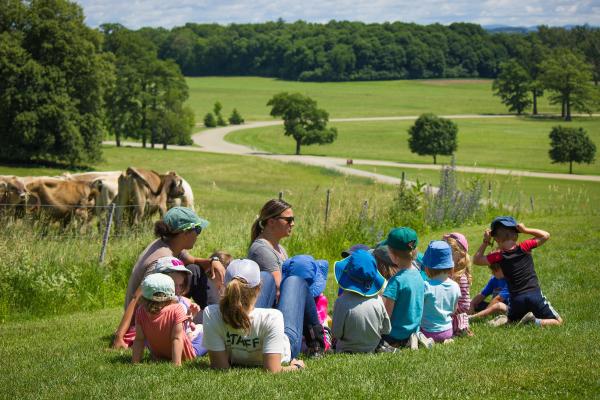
[
  {"xmin": 250, "ymin": 199, "xmax": 292, "ymax": 242},
  {"xmin": 489, "ymin": 263, "xmax": 502, "ymax": 272},
  {"xmin": 154, "ymin": 220, "xmax": 178, "ymax": 240}
]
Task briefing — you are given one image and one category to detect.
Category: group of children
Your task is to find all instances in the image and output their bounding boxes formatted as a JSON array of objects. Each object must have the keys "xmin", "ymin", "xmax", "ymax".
[{"xmin": 130, "ymin": 215, "xmax": 562, "ymax": 366}]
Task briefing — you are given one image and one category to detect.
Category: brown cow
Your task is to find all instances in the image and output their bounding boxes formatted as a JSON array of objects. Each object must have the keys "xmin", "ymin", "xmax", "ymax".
[
  {"xmin": 62, "ymin": 171, "xmax": 122, "ymax": 221},
  {"xmin": 0, "ymin": 176, "xmax": 33, "ymax": 217},
  {"xmin": 25, "ymin": 178, "xmax": 98, "ymax": 226},
  {"xmin": 115, "ymin": 167, "xmax": 184, "ymax": 227}
]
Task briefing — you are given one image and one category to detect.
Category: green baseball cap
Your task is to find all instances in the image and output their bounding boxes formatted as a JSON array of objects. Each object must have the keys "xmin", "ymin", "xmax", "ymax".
[
  {"xmin": 141, "ymin": 273, "xmax": 177, "ymax": 301},
  {"xmin": 163, "ymin": 206, "xmax": 209, "ymax": 232},
  {"xmin": 380, "ymin": 227, "xmax": 418, "ymax": 251}
]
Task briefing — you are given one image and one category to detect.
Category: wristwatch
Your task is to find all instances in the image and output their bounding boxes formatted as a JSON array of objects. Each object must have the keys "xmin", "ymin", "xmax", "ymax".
[{"xmin": 210, "ymin": 256, "xmax": 220, "ymax": 264}]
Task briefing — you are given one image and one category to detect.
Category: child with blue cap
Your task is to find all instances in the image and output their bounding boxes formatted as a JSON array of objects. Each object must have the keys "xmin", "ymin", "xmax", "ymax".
[
  {"xmin": 473, "ymin": 217, "xmax": 562, "ymax": 327},
  {"xmin": 421, "ymin": 240, "xmax": 461, "ymax": 343},
  {"xmin": 332, "ymin": 249, "xmax": 392, "ymax": 353}
]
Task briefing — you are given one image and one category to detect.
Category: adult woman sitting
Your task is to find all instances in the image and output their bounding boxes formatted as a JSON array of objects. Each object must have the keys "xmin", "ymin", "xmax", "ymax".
[
  {"xmin": 247, "ymin": 199, "xmax": 325, "ymax": 356},
  {"xmin": 112, "ymin": 207, "xmax": 226, "ymax": 349},
  {"xmin": 202, "ymin": 259, "xmax": 307, "ymax": 372},
  {"xmin": 247, "ymin": 199, "xmax": 294, "ymax": 306}
]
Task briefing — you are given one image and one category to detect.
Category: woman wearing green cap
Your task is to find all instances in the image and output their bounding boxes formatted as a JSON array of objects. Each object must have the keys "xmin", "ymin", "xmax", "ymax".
[{"xmin": 112, "ymin": 207, "xmax": 226, "ymax": 349}]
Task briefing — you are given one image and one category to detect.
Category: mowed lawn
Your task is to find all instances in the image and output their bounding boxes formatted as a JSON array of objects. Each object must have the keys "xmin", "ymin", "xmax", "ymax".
[
  {"xmin": 227, "ymin": 117, "xmax": 600, "ymax": 175},
  {"xmin": 1, "ymin": 215, "xmax": 599, "ymax": 399},
  {"xmin": 186, "ymin": 77, "xmax": 560, "ymax": 120},
  {"xmin": 349, "ymin": 164, "xmax": 600, "ymax": 216}
]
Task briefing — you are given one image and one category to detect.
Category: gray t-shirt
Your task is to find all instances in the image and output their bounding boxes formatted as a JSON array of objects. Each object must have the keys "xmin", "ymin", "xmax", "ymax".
[
  {"xmin": 332, "ymin": 291, "xmax": 391, "ymax": 353},
  {"xmin": 247, "ymin": 239, "xmax": 288, "ymax": 273}
]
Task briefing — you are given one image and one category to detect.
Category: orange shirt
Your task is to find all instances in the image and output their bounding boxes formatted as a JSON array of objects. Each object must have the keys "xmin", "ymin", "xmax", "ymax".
[{"xmin": 135, "ymin": 303, "xmax": 195, "ymax": 361}]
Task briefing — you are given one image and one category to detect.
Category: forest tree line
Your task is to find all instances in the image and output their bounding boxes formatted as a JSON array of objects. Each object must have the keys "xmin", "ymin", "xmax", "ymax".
[{"xmin": 137, "ymin": 20, "xmax": 600, "ymax": 83}]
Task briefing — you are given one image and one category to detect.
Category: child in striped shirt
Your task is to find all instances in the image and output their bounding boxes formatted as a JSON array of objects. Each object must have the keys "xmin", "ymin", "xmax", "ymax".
[{"xmin": 443, "ymin": 233, "xmax": 473, "ymax": 337}]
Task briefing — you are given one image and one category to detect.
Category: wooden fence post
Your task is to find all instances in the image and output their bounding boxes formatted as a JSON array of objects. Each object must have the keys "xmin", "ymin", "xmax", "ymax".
[
  {"xmin": 278, "ymin": 191, "xmax": 283, "ymax": 201},
  {"xmin": 99, "ymin": 203, "xmax": 116, "ymax": 264},
  {"xmin": 324, "ymin": 189, "xmax": 331, "ymax": 227}
]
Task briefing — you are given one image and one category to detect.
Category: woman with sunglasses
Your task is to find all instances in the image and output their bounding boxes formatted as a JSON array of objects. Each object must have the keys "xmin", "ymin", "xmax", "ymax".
[
  {"xmin": 247, "ymin": 199, "xmax": 326, "ymax": 356},
  {"xmin": 112, "ymin": 207, "xmax": 226, "ymax": 349}
]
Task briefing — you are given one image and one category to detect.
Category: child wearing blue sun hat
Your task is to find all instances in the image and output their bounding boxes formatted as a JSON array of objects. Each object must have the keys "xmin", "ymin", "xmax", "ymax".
[{"xmin": 332, "ymin": 249, "xmax": 391, "ymax": 353}]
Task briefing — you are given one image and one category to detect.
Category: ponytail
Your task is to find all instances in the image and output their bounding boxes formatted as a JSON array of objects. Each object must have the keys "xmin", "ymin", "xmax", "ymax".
[
  {"xmin": 220, "ymin": 278, "xmax": 261, "ymax": 332},
  {"xmin": 250, "ymin": 199, "xmax": 292, "ymax": 242}
]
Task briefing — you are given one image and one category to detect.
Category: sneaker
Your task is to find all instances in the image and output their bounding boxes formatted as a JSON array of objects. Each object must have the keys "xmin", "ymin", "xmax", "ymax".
[
  {"xmin": 375, "ymin": 340, "xmax": 398, "ymax": 354},
  {"xmin": 519, "ymin": 312, "xmax": 536, "ymax": 325},
  {"xmin": 408, "ymin": 333, "xmax": 418, "ymax": 350},
  {"xmin": 487, "ymin": 315, "xmax": 508, "ymax": 327},
  {"xmin": 416, "ymin": 332, "xmax": 434, "ymax": 349},
  {"xmin": 305, "ymin": 324, "xmax": 325, "ymax": 358}
]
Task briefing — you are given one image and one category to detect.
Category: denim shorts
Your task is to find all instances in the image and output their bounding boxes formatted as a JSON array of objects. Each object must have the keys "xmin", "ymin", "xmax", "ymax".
[{"xmin": 507, "ymin": 289, "xmax": 560, "ymax": 322}]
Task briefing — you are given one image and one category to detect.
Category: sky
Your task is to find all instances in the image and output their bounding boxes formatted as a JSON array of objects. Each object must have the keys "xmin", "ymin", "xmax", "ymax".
[{"xmin": 75, "ymin": 0, "xmax": 600, "ymax": 30}]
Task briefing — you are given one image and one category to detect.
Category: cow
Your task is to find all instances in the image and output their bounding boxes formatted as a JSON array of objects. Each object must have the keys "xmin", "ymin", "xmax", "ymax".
[
  {"xmin": 115, "ymin": 167, "xmax": 184, "ymax": 227},
  {"xmin": 0, "ymin": 176, "xmax": 32, "ymax": 217},
  {"xmin": 25, "ymin": 178, "xmax": 99, "ymax": 227},
  {"xmin": 62, "ymin": 171, "xmax": 122, "ymax": 221},
  {"xmin": 167, "ymin": 176, "xmax": 195, "ymax": 211}
]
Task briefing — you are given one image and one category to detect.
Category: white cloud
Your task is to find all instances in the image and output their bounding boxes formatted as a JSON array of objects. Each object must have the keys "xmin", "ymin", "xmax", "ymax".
[{"xmin": 74, "ymin": 0, "xmax": 600, "ymax": 29}]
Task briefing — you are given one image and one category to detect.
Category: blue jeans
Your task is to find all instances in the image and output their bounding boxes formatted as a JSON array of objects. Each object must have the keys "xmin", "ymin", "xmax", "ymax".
[{"xmin": 255, "ymin": 273, "xmax": 320, "ymax": 359}]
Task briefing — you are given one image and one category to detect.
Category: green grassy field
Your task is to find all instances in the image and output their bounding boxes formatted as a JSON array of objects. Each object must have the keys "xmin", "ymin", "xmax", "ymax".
[
  {"xmin": 186, "ymin": 77, "xmax": 560, "ymax": 120},
  {"xmin": 1, "ymin": 215, "xmax": 599, "ymax": 399},
  {"xmin": 350, "ymin": 164, "xmax": 600, "ymax": 216},
  {"xmin": 227, "ymin": 117, "xmax": 600, "ymax": 175}
]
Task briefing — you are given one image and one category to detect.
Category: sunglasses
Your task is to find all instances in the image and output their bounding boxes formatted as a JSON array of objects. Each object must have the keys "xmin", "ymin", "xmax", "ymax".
[
  {"xmin": 275, "ymin": 216, "xmax": 295, "ymax": 224},
  {"xmin": 191, "ymin": 226, "xmax": 202, "ymax": 235}
]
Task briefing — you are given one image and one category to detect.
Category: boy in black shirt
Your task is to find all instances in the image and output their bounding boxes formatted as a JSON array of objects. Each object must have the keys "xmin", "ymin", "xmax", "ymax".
[{"xmin": 473, "ymin": 216, "xmax": 562, "ymax": 327}]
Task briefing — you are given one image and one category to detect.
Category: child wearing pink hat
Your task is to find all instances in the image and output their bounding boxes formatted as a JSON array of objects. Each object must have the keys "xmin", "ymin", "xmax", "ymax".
[{"xmin": 443, "ymin": 232, "xmax": 473, "ymax": 337}]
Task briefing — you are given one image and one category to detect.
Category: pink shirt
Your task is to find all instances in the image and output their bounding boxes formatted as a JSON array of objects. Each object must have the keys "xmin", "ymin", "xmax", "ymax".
[
  {"xmin": 135, "ymin": 303, "xmax": 195, "ymax": 361},
  {"xmin": 456, "ymin": 275, "xmax": 471, "ymax": 313}
]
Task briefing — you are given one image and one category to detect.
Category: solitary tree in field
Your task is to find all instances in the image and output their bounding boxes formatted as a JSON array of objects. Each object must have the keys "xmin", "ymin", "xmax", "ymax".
[
  {"xmin": 493, "ymin": 59, "xmax": 532, "ymax": 115},
  {"xmin": 548, "ymin": 126, "xmax": 596, "ymax": 174},
  {"xmin": 540, "ymin": 49, "xmax": 598, "ymax": 121},
  {"xmin": 267, "ymin": 92, "xmax": 337, "ymax": 155},
  {"xmin": 408, "ymin": 114, "xmax": 458, "ymax": 164}
]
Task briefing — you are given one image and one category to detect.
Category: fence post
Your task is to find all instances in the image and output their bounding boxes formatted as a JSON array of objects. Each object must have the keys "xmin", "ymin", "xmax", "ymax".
[
  {"xmin": 530, "ymin": 195, "xmax": 534, "ymax": 213},
  {"xmin": 324, "ymin": 189, "xmax": 331, "ymax": 227},
  {"xmin": 278, "ymin": 191, "xmax": 283, "ymax": 201},
  {"xmin": 401, "ymin": 171, "xmax": 405, "ymax": 185},
  {"xmin": 99, "ymin": 203, "xmax": 116, "ymax": 264},
  {"xmin": 488, "ymin": 181, "xmax": 492, "ymax": 200}
]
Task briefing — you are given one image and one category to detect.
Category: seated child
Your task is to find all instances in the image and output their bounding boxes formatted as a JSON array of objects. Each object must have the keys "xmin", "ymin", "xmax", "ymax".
[
  {"xmin": 332, "ymin": 249, "xmax": 391, "ymax": 353},
  {"xmin": 132, "ymin": 273, "xmax": 204, "ymax": 366},
  {"xmin": 380, "ymin": 227, "xmax": 430, "ymax": 349},
  {"xmin": 469, "ymin": 263, "xmax": 509, "ymax": 321},
  {"xmin": 473, "ymin": 217, "xmax": 562, "ymax": 327},
  {"xmin": 421, "ymin": 240, "xmax": 460, "ymax": 343},
  {"xmin": 442, "ymin": 232, "xmax": 473, "ymax": 337}
]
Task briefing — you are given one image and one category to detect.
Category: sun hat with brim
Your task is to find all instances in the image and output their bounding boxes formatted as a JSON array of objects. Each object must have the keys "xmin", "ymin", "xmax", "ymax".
[
  {"xmin": 490, "ymin": 216, "xmax": 518, "ymax": 236},
  {"xmin": 335, "ymin": 249, "xmax": 384, "ymax": 297},
  {"xmin": 141, "ymin": 273, "xmax": 177, "ymax": 302},
  {"xmin": 443, "ymin": 232, "xmax": 469, "ymax": 252},
  {"xmin": 225, "ymin": 259, "xmax": 261, "ymax": 288},
  {"xmin": 379, "ymin": 227, "xmax": 418, "ymax": 251},
  {"xmin": 341, "ymin": 244, "xmax": 370, "ymax": 258},
  {"xmin": 153, "ymin": 256, "xmax": 191, "ymax": 276},
  {"xmin": 283, "ymin": 255, "xmax": 329, "ymax": 297},
  {"xmin": 163, "ymin": 206, "xmax": 209, "ymax": 232},
  {"xmin": 422, "ymin": 240, "xmax": 454, "ymax": 270}
]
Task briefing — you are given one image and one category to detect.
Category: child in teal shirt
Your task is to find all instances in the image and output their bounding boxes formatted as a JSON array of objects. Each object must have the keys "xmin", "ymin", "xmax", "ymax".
[{"xmin": 381, "ymin": 227, "xmax": 429, "ymax": 349}]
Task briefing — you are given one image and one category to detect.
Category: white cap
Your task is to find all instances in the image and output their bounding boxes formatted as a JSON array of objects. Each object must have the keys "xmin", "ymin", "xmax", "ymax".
[{"xmin": 225, "ymin": 259, "xmax": 261, "ymax": 288}]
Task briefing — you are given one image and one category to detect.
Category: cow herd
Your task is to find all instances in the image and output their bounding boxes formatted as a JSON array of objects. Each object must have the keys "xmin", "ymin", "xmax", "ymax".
[{"xmin": 0, "ymin": 168, "xmax": 194, "ymax": 229}]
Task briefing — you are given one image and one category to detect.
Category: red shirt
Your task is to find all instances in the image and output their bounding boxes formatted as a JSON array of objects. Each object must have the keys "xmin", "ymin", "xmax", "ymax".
[
  {"xmin": 486, "ymin": 239, "xmax": 540, "ymax": 296},
  {"xmin": 135, "ymin": 303, "xmax": 195, "ymax": 361}
]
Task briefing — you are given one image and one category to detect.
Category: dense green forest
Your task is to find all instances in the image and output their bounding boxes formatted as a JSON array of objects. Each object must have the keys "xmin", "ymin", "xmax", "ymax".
[{"xmin": 136, "ymin": 21, "xmax": 600, "ymax": 82}]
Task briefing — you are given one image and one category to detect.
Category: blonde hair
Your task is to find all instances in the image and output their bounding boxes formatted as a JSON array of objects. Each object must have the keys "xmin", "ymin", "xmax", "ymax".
[
  {"xmin": 445, "ymin": 236, "xmax": 472, "ymax": 285},
  {"xmin": 141, "ymin": 297, "xmax": 176, "ymax": 315},
  {"xmin": 220, "ymin": 278, "xmax": 261, "ymax": 332}
]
